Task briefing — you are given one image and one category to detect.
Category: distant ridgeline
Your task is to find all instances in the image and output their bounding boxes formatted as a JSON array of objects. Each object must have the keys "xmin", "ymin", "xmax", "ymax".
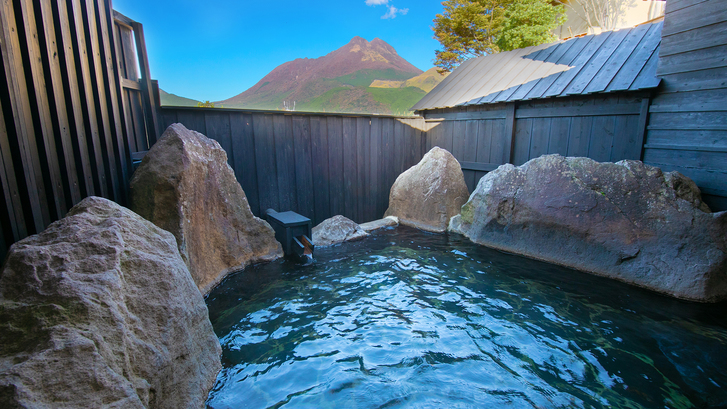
[
  {"xmin": 215, "ymin": 37, "xmax": 447, "ymax": 115},
  {"xmin": 159, "ymin": 89, "xmax": 200, "ymax": 107}
]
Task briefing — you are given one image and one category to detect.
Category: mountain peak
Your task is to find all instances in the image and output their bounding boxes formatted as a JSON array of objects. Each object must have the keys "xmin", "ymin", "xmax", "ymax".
[
  {"xmin": 370, "ymin": 38, "xmax": 386, "ymax": 46},
  {"xmin": 219, "ymin": 36, "xmax": 424, "ymax": 113},
  {"xmin": 370, "ymin": 37, "xmax": 396, "ymax": 55},
  {"xmin": 348, "ymin": 36, "xmax": 368, "ymax": 45}
]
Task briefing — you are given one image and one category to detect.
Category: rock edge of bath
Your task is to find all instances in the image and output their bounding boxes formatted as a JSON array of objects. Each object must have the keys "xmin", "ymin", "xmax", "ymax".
[
  {"xmin": 0, "ymin": 196, "xmax": 221, "ymax": 408},
  {"xmin": 313, "ymin": 215, "xmax": 370, "ymax": 247},
  {"xmin": 448, "ymin": 154, "xmax": 727, "ymax": 302},
  {"xmin": 130, "ymin": 123, "xmax": 283, "ymax": 295},
  {"xmin": 385, "ymin": 147, "xmax": 469, "ymax": 233}
]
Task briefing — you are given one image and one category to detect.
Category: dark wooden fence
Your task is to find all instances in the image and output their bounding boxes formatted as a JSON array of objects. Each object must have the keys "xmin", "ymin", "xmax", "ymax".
[
  {"xmin": 0, "ymin": 0, "xmax": 155, "ymax": 260},
  {"xmin": 644, "ymin": 0, "xmax": 727, "ymax": 210},
  {"xmin": 113, "ymin": 11, "xmax": 159, "ymax": 157},
  {"xmin": 158, "ymin": 108, "xmax": 428, "ymax": 225},
  {"xmin": 159, "ymin": 92, "xmax": 650, "ymax": 224},
  {"xmin": 422, "ymin": 92, "xmax": 650, "ymax": 192}
]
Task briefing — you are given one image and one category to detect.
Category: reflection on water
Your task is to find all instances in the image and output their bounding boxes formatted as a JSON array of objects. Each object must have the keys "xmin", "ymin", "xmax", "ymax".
[{"xmin": 206, "ymin": 227, "xmax": 727, "ymax": 409}]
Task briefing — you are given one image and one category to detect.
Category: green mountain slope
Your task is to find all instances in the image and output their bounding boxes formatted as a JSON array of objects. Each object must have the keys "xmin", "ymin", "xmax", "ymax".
[
  {"xmin": 159, "ymin": 89, "xmax": 200, "ymax": 107},
  {"xmin": 369, "ymin": 68, "xmax": 449, "ymax": 93},
  {"xmin": 336, "ymin": 69, "xmax": 417, "ymax": 87},
  {"xmin": 366, "ymin": 87, "xmax": 427, "ymax": 116}
]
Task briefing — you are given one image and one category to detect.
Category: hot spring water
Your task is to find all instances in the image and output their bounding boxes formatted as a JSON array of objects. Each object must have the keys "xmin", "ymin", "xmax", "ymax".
[{"xmin": 205, "ymin": 227, "xmax": 727, "ymax": 408}]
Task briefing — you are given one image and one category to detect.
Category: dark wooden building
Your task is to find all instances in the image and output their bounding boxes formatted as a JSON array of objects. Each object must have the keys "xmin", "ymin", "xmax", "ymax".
[
  {"xmin": 414, "ymin": 0, "xmax": 727, "ymax": 212},
  {"xmin": 412, "ymin": 22, "xmax": 662, "ymax": 193}
]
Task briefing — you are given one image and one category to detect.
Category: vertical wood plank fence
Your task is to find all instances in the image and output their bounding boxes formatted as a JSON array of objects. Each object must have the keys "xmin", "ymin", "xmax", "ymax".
[
  {"xmin": 158, "ymin": 107, "xmax": 428, "ymax": 226},
  {"xmin": 0, "ymin": 0, "xmax": 156, "ymax": 260}
]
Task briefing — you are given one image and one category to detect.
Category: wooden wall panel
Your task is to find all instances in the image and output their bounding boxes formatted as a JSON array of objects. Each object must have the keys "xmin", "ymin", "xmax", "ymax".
[
  {"xmin": 462, "ymin": 120, "xmax": 478, "ymax": 192},
  {"xmin": 252, "ymin": 113, "xmax": 278, "ymax": 214},
  {"xmin": 512, "ymin": 118, "xmax": 532, "ymax": 165},
  {"xmin": 54, "ymin": 0, "xmax": 95, "ymax": 198},
  {"xmin": 0, "ymin": 87, "xmax": 26, "ymax": 245},
  {"xmin": 422, "ymin": 94, "xmax": 646, "ymax": 196},
  {"xmin": 38, "ymin": 0, "xmax": 82, "ymax": 207},
  {"xmin": 356, "ymin": 117, "xmax": 370, "ymax": 222},
  {"xmin": 588, "ymin": 116, "xmax": 616, "ymax": 162},
  {"xmin": 369, "ymin": 116, "xmax": 383, "ymax": 220},
  {"xmin": 1, "ymin": 0, "xmax": 52, "ymax": 232},
  {"xmin": 18, "ymin": 0, "xmax": 67, "ymax": 220},
  {"xmin": 380, "ymin": 117, "xmax": 394, "ymax": 217},
  {"xmin": 96, "ymin": 0, "xmax": 130, "ymax": 204},
  {"xmin": 230, "ymin": 113, "xmax": 259, "ymax": 216},
  {"xmin": 529, "ymin": 117, "xmax": 551, "ymax": 159},
  {"xmin": 293, "ymin": 115, "xmax": 314, "ymax": 220},
  {"xmin": 342, "ymin": 117, "xmax": 358, "ymax": 221},
  {"xmin": 489, "ymin": 119, "xmax": 506, "ymax": 164},
  {"xmin": 327, "ymin": 116, "xmax": 344, "ymax": 218},
  {"xmin": 310, "ymin": 116, "xmax": 330, "ymax": 225},
  {"xmin": 647, "ymin": 0, "xmax": 727, "ymax": 210},
  {"xmin": 0, "ymin": 0, "xmax": 143, "ymax": 258}
]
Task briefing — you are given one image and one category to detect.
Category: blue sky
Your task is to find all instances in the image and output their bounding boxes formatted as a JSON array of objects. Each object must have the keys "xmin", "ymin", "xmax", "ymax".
[{"xmin": 112, "ymin": 0, "xmax": 445, "ymax": 102}]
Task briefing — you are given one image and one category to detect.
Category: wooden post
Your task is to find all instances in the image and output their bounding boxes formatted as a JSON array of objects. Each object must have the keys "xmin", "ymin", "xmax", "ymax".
[
  {"xmin": 131, "ymin": 20, "xmax": 159, "ymax": 147},
  {"xmin": 503, "ymin": 102, "xmax": 517, "ymax": 164},
  {"xmin": 636, "ymin": 95, "xmax": 651, "ymax": 161},
  {"xmin": 0, "ymin": 0, "xmax": 50, "ymax": 232}
]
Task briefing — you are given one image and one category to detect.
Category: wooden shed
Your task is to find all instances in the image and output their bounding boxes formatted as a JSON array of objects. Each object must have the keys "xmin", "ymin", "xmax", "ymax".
[
  {"xmin": 413, "ymin": 22, "xmax": 662, "ymax": 194},
  {"xmin": 415, "ymin": 0, "xmax": 727, "ymax": 212}
]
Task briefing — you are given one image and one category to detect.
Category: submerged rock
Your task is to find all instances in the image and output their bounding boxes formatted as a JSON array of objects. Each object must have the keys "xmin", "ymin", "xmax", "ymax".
[
  {"xmin": 385, "ymin": 147, "xmax": 469, "ymax": 233},
  {"xmin": 0, "ymin": 197, "xmax": 221, "ymax": 408},
  {"xmin": 449, "ymin": 154, "xmax": 727, "ymax": 302},
  {"xmin": 313, "ymin": 215, "xmax": 369, "ymax": 247},
  {"xmin": 130, "ymin": 123, "xmax": 283, "ymax": 294}
]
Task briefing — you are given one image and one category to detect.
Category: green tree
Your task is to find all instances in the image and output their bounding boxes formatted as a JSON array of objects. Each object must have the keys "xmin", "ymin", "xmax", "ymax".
[
  {"xmin": 432, "ymin": 0, "xmax": 514, "ymax": 73},
  {"xmin": 496, "ymin": 0, "xmax": 566, "ymax": 51},
  {"xmin": 196, "ymin": 100, "xmax": 216, "ymax": 108},
  {"xmin": 432, "ymin": 0, "xmax": 567, "ymax": 72},
  {"xmin": 554, "ymin": 0, "xmax": 629, "ymax": 33}
]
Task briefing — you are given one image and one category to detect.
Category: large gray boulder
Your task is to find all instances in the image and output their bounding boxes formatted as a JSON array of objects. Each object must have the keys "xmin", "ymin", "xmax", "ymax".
[
  {"xmin": 130, "ymin": 123, "xmax": 283, "ymax": 295},
  {"xmin": 449, "ymin": 155, "xmax": 727, "ymax": 302},
  {"xmin": 385, "ymin": 147, "xmax": 470, "ymax": 233},
  {"xmin": 313, "ymin": 215, "xmax": 369, "ymax": 247},
  {"xmin": 0, "ymin": 197, "xmax": 221, "ymax": 408}
]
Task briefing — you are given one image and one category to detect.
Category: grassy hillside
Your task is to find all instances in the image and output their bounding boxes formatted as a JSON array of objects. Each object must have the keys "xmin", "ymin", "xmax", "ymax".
[
  {"xmin": 404, "ymin": 68, "xmax": 449, "ymax": 93},
  {"xmin": 297, "ymin": 87, "xmax": 386, "ymax": 113},
  {"xmin": 295, "ymin": 84, "xmax": 426, "ymax": 115},
  {"xmin": 336, "ymin": 69, "xmax": 416, "ymax": 87},
  {"xmin": 366, "ymin": 87, "xmax": 427, "ymax": 115},
  {"xmin": 369, "ymin": 68, "xmax": 448, "ymax": 93},
  {"xmin": 223, "ymin": 90, "xmax": 293, "ymax": 110},
  {"xmin": 159, "ymin": 89, "xmax": 200, "ymax": 107}
]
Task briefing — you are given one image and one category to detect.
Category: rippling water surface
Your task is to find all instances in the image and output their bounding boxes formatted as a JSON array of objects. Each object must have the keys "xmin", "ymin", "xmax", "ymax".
[{"xmin": 206, "ymin": 227, "xmax": 727, "ymax": 409}]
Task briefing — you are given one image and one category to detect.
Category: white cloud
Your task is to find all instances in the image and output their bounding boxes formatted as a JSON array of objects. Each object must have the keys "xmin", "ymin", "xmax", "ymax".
[
  {"xmin": 365, "ymin": 0, "xmax": 388, "ymax": 5},
  {"xmin": 381, "ymin": 5, "xmax": 408, "ymax": 19}
]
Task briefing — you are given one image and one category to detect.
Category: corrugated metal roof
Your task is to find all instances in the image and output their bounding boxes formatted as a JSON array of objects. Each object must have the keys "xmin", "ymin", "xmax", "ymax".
[{"xmin": 413, "ymin": 22, "xmax": 662, "ymax": 111}]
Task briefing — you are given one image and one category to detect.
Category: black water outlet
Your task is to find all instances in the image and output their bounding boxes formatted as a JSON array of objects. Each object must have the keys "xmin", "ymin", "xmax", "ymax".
[{"xmin": 265, "ymin": 209, "xmax": 315, "ymax": 259}]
